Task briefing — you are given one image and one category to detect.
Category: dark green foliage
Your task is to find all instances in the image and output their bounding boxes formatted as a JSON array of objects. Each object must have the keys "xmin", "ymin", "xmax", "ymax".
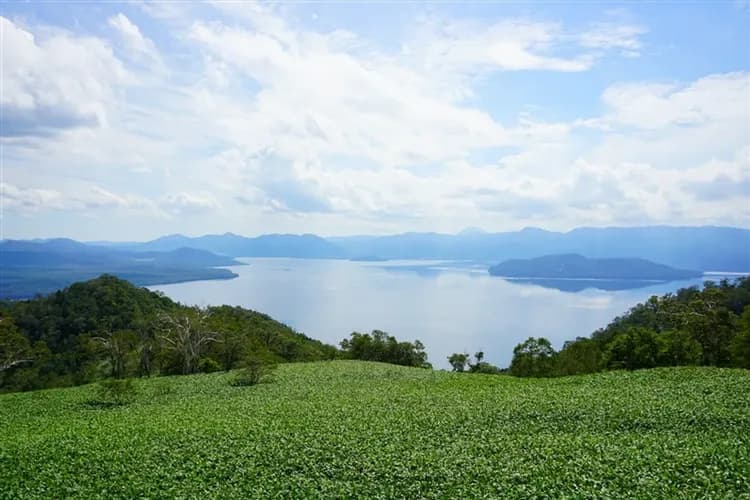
[
  {"xmin": 199, "ymin": 357, "xmax": 222, "ymax": 373},
  {"xmin": 510, "ymin": 337, "xmax": 557, "ymax": 377},
  {"xmin": 470, "ymin": 362, "xmax": 503, "ymax": 374},
  {"xmin": 339, "ymin": 330, "xmax": 430, "ymax": 368},
  {"xmin": 554, "ymin": 337, "xmax": 603, "ymax": 376},
  {"xmin": 0, "ymin": 275, "xmax": 337, "ymax": 393},
  {"xmin": 0, "ymin": 315, "xmax": 32, "ymax": 375},
  {"xmin": 231, "ymin": 357, "xmax": 278, "ymax": 386},
  {"xmin": 731, "ymin": 307, "xmax": 750, "ymax": 368},
  {"xmin": 447, "ymin": 352, "xmax": 469, "ymax": 372},
  {"xmin": 92, "ymin": 329, "xmax": 139, "ymax": 378},
  {"xmin": 657, "ymin": 329, "xmax": 702, "ymax": 366},
  {"xmin": 449, "ymin": 351, "xmax": 503, "ymax": 374},
  {"xmin": 605, "ymin": 327, "xmax": 660, "ymax": 370},
  {"xmin": 91, "ymin": 378, "xmax": 137, "ymax": 406},
  {"xmin": 550, "ymin": 277, "xmax": 750, "ymax": 376}
]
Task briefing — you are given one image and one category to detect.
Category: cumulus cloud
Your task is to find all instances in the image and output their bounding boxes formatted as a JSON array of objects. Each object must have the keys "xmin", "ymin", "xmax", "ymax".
[
  {"xmin": 187, "ymin": 18, "xmax": 508, "ymax": 168},
  {"xmin": 599, "ymin": 72, "xmax": 749, "ymax": 130},
  {"xmin": 2, "ymin": 3, "xmax": 747, "ymax": 238},
  {"xmin": 0, "ymin": 16, "xmax": 130, "ymax": 137}
]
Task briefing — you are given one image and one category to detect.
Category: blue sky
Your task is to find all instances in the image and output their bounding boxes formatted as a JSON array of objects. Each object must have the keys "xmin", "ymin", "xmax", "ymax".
[{"xmin": 2, "ymin": 1, "xmax": 749, "ymax": 240}]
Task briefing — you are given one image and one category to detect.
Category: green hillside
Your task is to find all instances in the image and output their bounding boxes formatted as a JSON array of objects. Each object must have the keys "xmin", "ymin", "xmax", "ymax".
[
  {"xmin": 0, "ymin": 275, "xmax": 336, "ymax": 392},
  {"xmin": 1, "ymin": 361, "xmax": 748, "ymax": 498}
]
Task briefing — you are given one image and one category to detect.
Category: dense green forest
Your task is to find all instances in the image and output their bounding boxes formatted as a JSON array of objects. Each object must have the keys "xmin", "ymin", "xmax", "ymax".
[
  {"xmin": 0, "ymin": 275, "xmax": 336, "ymax": 392},
  {"xmin": 506, "ymin": 277, "xmax": 750, "ymax": 377}
]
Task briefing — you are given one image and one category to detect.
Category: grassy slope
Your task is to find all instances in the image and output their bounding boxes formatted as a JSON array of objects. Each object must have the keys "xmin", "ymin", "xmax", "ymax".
[{"xmin": 1, "ymin": 362, "xmax": 749, "ymax": 498}]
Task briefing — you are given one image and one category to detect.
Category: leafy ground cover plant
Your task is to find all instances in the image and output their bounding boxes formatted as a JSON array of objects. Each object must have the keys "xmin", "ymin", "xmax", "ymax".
[{"xmin": 1, "ymin": 362, "xmax": 748, "ymax": 498}]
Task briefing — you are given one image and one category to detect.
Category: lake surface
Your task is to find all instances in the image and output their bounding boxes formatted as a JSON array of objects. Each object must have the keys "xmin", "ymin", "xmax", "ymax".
[{"xmin": 149, "ymin": 258, "xmax": 736, "ymax": 369}]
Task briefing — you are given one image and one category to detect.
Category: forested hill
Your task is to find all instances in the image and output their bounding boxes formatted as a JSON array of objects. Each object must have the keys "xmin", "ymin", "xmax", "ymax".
[
  {"xmin": 0, "ymin": 275, "xmax": 337, "ymax": 392},
  {"xmin": 506, "ymin": 277, "xmax": 750, "ymax": 377},
  {"xmin": 489, "ymin": 254, "xmax": 702, "ymax": 280}
]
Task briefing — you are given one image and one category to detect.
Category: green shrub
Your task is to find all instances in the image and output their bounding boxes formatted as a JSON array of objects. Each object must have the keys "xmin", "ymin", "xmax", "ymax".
[
  {"xmin": 199, "ymin": 357, "xmax": 222, "ymax": 373},
  {"xmin": 231, "ymin": 357, "xmax": 277, "ymax": 387},
  {"xmin": 91, "ymin": 378, "xmax": 137, "ymax": 406}
]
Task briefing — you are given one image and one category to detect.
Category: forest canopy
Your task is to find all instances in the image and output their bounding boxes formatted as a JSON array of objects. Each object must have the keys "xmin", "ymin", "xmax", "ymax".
[{"xmin": 509, "ymin": 277, "xmax": 750, "ymax": 377}]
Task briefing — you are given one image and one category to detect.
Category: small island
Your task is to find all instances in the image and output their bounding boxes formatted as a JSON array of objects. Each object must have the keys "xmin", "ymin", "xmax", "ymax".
[{"xmin": 488, "ymin": 254, "xmax": 703, "ymax": 281}]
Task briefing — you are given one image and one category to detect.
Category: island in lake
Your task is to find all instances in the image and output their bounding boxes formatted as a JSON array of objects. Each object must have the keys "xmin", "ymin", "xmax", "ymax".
[{"xmin": 488, "ymin": 254, "xmax": 703, "ymax": 281}]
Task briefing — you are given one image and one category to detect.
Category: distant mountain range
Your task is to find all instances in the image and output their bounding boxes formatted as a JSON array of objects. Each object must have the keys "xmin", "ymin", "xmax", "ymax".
[
  {"xmin": 2, "ymin": 225, "xmax": 748, "ymax": 299},
  {"xmin": 0, "ymin": 239, "xmax": 242, "ymax": 299},
  {"xmin": 489, "ymin": 254, "xmax": 703, "ymax": 281},
  {"xmin": 110, "ymin": 233, "xmax": 344, "ymax": 259},
  {"xmin": 92, "ymin": 226, "xmax": 750, "ymax": 272}
]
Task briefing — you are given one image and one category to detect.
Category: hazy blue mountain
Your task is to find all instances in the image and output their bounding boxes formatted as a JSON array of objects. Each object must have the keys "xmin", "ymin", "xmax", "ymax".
[
  {"xmin": 14, "ymin": 225, "xmax": 750, "ymax": 274},
  {"xmin": 330, "ymin": 226, "xmax": 750, "ymax": 272},
  {"xmin": 115, "ymin": 232, "xmax": 345, "ymax": 258},
  {"xmin": 488, "ymin": 254, "xmax": 703, "ymax": 280},
  {"xmin": 0, "ymin": 241, "xmax": 242, "ymax": 299}
]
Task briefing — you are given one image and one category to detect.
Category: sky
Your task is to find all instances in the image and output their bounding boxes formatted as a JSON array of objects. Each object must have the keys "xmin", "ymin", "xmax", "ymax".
[{"xmin": 1, "ymin": 1, "xmax": 749, "ymax": 241}]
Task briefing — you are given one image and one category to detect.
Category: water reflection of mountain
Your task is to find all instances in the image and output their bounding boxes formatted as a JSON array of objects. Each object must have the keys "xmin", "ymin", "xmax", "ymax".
[{"xmin": 501, "ymin": 277, "xmax": 668, "ymax": 292}]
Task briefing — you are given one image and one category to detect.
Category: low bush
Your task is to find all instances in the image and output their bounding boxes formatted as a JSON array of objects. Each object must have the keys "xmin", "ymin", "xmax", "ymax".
[{"xmin": 231, "ymin": 357, "xmax": 277, "ymax": 387}]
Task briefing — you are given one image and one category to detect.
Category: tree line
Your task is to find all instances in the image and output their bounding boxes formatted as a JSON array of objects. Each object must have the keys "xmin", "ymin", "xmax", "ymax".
[{"xmin": 504, "ymin": 277, "xmax": 750, "ymax": 377}]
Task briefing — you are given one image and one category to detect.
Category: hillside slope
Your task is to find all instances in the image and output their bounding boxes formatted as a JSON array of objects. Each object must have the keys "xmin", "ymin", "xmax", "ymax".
[
  {"xmin": 0, "ymin": 275, "xmax": 336, "ymax": 392},
  {"xmin": 1, "ymin": 362, "xmax": 748, "ymax": 498},
  {"xmin": 489, "ymin": 253, "xmax": 702, "ymax": 280}
]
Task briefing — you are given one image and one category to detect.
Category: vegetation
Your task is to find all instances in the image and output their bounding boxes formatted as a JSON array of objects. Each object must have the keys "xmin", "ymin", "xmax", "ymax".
[
  {"xmin": 448, "ymin": 351, "xmax": 502, "ymax": 374},
  {"xmin": 90, "ymin": 378, "xmax": 138, "ymax": 406},
  {"xmin": 0, "ymin": 361, "xmax": 748, "ymax": 497},
  {"xmin": 489, "ymin": 253, "xmax": 701, "ymax": 280},
  {"xmin": 0, "ymin": 275, "xmax": 336, "ymax": 392},
  {"xmin": 509, "ymin": 277, "xmax": 750, "ymax": 377},
  {"xmin": 339, "ymin": 330, "xmax": 431, "ymax": 368},
  {"xmin": 231, "ymin": 357, "xmax": 278, "ymax": 386},
  {"xmin": 509, "ymin": 337, "xmax": 557, "ymax": 377}
]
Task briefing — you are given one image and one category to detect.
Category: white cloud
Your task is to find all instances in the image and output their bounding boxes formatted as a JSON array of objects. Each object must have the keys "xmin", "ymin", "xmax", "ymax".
[
  {"xmin": 108, "ymin": 13, "xmax": 162, "ymax": 65},
  {"xmin": 3, "ymin": 4, "xmax": 746, "ymax": 239},
  {"xmin": 579, "ymin": 23, "xmax": 646, "ymax": 56},
  {"xmin": 0, "ymin": 16, "xmax": 130, "ymax": 136},
  {"xmin": 599, "ymin": 72, "xmax": 750, "ymax": 130},
  {"xmin": 1, "ymin": 183, "xmax": 155, "ymax": 214},
  {"xmin": 187, "ymin": 19, "xmax": 508, "ymax": 168},
  {"xmin": 406, "ymin": 18, "xmax": 594, "ymax": 75},
  {"xmin": 160, "ymin": 192, "xmax": 219, "ymax": 215}
]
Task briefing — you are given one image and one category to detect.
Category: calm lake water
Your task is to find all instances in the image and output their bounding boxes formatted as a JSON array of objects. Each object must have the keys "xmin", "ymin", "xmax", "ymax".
[{"xmin": 149, "ymin": 258, "xmax": 735, "ymax": 369}]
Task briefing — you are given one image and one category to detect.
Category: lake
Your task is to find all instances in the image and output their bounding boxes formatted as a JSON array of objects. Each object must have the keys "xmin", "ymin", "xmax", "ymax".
[{"xmin": 149, "ymin": 258, "xmax": 734, "ymax": 369}]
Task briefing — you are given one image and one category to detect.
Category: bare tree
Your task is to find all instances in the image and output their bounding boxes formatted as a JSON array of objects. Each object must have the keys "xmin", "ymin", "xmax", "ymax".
[
  {"xmin": 0, "ymin": 317, "xmax": 32, "ymax": 373},
  {"xmin": 92, "ymin": 329, "xmax": 137, "ymax": 379},
  {"xmin": 158, "ymin": 308, "xmax": 218, "ymax": 374}
]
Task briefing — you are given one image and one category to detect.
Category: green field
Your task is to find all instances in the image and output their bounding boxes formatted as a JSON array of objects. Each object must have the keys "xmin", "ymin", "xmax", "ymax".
[{"xmin": 1, "ymin": 362, "xmax": 749, "ymax": 498}]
